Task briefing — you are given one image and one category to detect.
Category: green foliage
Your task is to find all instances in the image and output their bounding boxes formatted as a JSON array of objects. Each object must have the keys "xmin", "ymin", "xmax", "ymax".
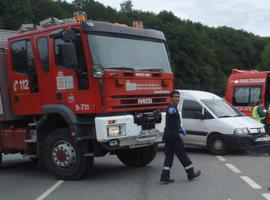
[
  {"xmin": 260, "ymin": 43, "xmax": 270, "ymax": 70},
  {"xmin": 0, "ymin": 0, "xmax": 269, "ymax": 95},
  {"xmin": 120, "ymin": 0, "xmax": 133, "ymax": 13},
  {"xmin": 0, "ymin": 0, "xmax": 33, "ymax": 29}
]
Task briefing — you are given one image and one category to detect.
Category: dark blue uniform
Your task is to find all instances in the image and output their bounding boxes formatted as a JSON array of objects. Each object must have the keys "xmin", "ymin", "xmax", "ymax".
[{"xmin": 160, "ymin": 104, "xmax": 195, "ymax": 182}]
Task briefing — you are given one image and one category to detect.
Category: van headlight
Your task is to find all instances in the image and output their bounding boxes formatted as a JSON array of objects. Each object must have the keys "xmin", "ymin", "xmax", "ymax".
[
  {"xmin": 233, "ymin": 128, "xmax": 249, "ymax": 135},
  {"xmin": 107, "ymin": 124, "xmax": 126, "ymax": 137},
  {"xmin": 260, "ymin": 127, "xmax": 265, "ymax": 134}
]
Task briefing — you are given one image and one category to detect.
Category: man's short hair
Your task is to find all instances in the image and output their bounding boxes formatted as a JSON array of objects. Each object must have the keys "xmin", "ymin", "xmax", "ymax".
[{"xmin": 170, "ymin": 90, "xmax": 180, "ymax": 97}]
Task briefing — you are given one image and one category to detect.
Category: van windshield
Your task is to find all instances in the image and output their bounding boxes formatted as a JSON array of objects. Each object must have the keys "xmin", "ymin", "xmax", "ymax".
[{"xmin": 201, "ymin": 99, "xmax": 243, "ymax": 118}]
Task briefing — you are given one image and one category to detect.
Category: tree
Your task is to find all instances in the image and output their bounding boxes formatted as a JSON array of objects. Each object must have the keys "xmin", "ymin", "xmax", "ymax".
[
  {"xmin": 260, "ymin": 43, "xmax": 270, "ymax": 70},
  {"xmin": 120, "ymin": 0, "xmax": 133, "ymax": 12}
]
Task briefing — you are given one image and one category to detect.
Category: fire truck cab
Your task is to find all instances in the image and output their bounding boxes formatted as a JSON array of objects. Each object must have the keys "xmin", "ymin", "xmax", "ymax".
[
  {"xmin": 0, "ymin": 13, "xmax": 173, "ymax": 179},
  {"xmin": 225, "ymin": 69, "xmax": 270, "ymax": 123}
]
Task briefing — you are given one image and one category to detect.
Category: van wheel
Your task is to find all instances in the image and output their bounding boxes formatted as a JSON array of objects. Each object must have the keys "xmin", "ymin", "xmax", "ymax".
[
  {"xmin": 207, "ymin": 134, "xmax": 228, "ymax": 155},
  {"xmin": 43, "ymin": 128, "xmax": 92, "ymax": 180},
  {"xmin": 117, "ymin": 144, "xmax": 157, "ymax": 167}
]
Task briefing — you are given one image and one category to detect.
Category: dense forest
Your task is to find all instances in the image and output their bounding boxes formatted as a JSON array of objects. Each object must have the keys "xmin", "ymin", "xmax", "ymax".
[{"xmin": 1, "ymin": 0, "xmax": 270, "ymax": 95}]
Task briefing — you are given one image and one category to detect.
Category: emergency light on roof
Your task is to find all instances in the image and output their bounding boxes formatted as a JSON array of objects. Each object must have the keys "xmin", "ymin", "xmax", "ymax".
[
  {"xmin": 74, "ymin": 11, "xmax": 87, "ymax": 22},
  {"xmin": 132, "ymin": 21, "xmax": 144, "ymax": 29},
  {"xmin": 18, "ymin": 24, "xmax": 38, "ymax": 33},
  {"xmin": 40, "ymin": 17, "xmax": 63, "ymax": 27}
]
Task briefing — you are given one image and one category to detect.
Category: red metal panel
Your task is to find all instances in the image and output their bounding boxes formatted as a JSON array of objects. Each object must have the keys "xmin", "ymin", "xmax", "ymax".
[{"xmin": 0, "ymin": 128, "xmax": 30, "ymax": 150}]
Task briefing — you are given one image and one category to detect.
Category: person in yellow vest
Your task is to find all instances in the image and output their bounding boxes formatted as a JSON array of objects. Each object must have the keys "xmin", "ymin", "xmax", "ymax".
[{"xmin": 252, "ymin": 100, "xmax": 266, "ymax": 123}]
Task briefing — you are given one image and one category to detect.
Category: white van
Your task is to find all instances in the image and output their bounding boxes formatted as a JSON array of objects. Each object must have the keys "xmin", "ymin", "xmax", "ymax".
[{"xmin": 162, "ymin": 90, "xmax": 270, "ymax": 155}]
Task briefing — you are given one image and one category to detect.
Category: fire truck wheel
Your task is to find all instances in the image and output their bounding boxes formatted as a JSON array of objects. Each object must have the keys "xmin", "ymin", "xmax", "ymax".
[
  {"xmin": 30, "ymin": 157, "xmax": 39, "ymax": 162},
  {"xmin": 117, "ymin": 144, "xmax": 157, "ymax": 167},
  {"xmin": 0, "ymin": 153, "xmax": 2, "ymax": 166},
  {"xmin": 43, "ymin": 128, "xmax": 92, "ymax": 180},
  {"xmin": 207, "ymin": 134, "xmax": 228, "ymax": 155}
]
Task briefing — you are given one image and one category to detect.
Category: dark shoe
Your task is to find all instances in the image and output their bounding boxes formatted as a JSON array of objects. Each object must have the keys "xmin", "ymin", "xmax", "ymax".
[
  {"xmin": 160, "ymin": 179, "xmax": 175, "ymax": 184},
  {"xmin": 187, "ymin": 170, "xmax": 201, "ymax": 181}
]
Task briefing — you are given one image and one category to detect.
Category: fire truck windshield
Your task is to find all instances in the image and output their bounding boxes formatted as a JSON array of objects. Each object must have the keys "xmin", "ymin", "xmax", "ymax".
[{"xmin": 87, "ymin": 34, "xmax": 171, "ymax": 72}]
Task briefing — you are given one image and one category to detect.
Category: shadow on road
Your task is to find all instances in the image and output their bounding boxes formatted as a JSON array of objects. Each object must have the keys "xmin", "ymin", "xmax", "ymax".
[
  {"xmin": 85, "ymin": 156, "xmax": 157, "ymax": 181},
  {"xmin": 1, "ymin": 154, "xmax": 156, "ymax": 181},
  {"xmin": 0, "ymin": 157, "xmax": 51, "ymax": 179},
  {"xmin": 1, "ymin": 146, "xmax": 269, "ymax": 181},
  {"xmin": 158, "ymin": 143, "xmax": 270, "ymax": 157}
]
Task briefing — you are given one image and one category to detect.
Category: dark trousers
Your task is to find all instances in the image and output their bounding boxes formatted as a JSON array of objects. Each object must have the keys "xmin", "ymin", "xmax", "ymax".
[{"xmin": 161, "ymin": 135, "xmax": 193, "ymax": 180}]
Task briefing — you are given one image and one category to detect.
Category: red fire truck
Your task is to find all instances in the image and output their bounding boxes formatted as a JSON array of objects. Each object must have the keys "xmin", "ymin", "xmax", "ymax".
[
  {"xmin": 225, "ymin": 69, "xmax": 270, "ymax": 123},
  {"xmin": 0, "ymin": 12, "xmax": 173, "ymax": 179}
]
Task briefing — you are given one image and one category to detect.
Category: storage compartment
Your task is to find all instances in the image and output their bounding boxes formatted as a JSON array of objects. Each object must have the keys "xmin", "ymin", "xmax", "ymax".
[{"xmin": 0, "ymin": 128, "xmax": 30, "ymax": 150}]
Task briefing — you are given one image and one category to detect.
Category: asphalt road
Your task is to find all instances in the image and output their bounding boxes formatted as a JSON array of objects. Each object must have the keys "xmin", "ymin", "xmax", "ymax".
[{"xmin": 1, "ymin": 148, "xmax": 270, "ymax": 200}]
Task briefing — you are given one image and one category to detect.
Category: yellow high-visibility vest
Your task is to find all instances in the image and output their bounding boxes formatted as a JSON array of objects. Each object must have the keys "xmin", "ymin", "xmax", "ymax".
[{"xmin": 252, "ymin": 105, "xmax": 265, "ymax": 123}]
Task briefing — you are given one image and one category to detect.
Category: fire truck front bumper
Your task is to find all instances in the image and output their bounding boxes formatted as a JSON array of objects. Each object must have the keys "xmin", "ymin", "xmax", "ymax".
[{"xmin": 95, "ymin": 114, "xmax": 165, "ymax": 148}]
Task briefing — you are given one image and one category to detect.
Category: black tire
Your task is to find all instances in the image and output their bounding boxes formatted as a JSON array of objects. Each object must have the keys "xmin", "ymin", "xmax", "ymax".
[
  {"xmin": 0, "ymin": 153, "xmax": 2, "ymax": 167},
  {"xmin": 43, "ymin": 128, "xmax": 92, "ymax": 180},
  {"xmin": 117, "ymin": 144, "xmax": 157, "ymax": 167},
  {"xmin": 30, "ymin": 157, "xmax": 39, "ymax": 162},
  {"xmin": 207, "ymin": 134, "xmax": 228, "ymax": 155}
]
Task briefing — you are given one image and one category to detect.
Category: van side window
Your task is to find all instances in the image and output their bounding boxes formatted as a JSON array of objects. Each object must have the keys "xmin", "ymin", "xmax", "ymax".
[
  {"xmin": 37, "ymin": 37, "xmax": 49, "ymax": 73},
  {"xmin": 233, "ymin": 86, "xmax": 262, "ymax": 106},
  {"xmin": 182, "ymin": 100, "xmax": 212, "ymax": 119},
  {"xmin": 182, "ymin": 100, "xmax": 203, "ymax": 119},
  {"xmin": 11, "ymin": 40, "xmax": 39, "ymax": 93}
]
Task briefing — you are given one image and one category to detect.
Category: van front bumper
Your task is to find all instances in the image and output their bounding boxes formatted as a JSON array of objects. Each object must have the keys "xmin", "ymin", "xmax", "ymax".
[{"xmin": 224, "ymin": 134, "xmax": 270, "ymax": 153}]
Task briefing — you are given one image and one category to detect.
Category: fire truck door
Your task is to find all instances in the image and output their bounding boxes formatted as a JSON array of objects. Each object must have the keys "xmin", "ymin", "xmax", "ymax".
[{"xmin": 9, "ymin": 39, "xmax": 40, "ymax": 114}]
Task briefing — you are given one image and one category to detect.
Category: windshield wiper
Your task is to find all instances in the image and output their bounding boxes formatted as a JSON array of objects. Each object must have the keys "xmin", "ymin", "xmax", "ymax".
[
  {"xmin": 105, "ymin": 67, "xmax": 135, "ymax": 71},
  {"xmin": 140, "ymin": 68, "xmax": 164, "ymax": 72},
  {"xmin": 233, "ymin": 114, "xmax": 243, "ymax": 117},
  {"xmin": 219, "ymin": 115, "xmax": 232, "ymax": 118}
]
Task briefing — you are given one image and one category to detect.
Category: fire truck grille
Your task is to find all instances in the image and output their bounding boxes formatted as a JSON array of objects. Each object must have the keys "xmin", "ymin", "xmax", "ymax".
[
  {"xmin": 111, "ymin": 94, "xmax": 170, "ymax": 110},
  {"xmin": 112, "ymin": 103, "xmax": 167, "ymax": 109},
  {"xmin": 120, "ymin": 98, "xmax": 166, "ymax": 104}
]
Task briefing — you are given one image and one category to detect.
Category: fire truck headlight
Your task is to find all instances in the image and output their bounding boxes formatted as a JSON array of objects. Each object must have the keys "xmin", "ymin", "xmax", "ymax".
[
  {"xmin": 233, "ymin": 128, "xmax": 249, "ymax": 135},
  {"xmin": 92, "ymin": 64, "xmax": 104, "ymax": 78},
  {"xmin": 107, "ymin": 124, "xmax": 126, "ymax": 137}
]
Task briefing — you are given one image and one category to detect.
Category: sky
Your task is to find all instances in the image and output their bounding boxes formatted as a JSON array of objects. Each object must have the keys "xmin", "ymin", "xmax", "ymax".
[{"xmin": 71, "ymin": 0, "xmax": 270, "ymax": 37}]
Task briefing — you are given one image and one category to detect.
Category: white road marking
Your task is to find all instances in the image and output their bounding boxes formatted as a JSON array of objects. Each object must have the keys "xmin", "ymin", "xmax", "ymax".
[
  {"xmin": 36, "ymin": 180, "xmax": 64, "ymax": 200},
  {"xmin": 225, "ymin": 163, "xmax": 241, "ymax": 174},
  {"xmin": 240, "ymin": 176, "xmax": 262, "ymax": 189},
  {"xmin": 216, "ymin": 156, "xmax": 227, "ymax": 162},
  {"xmin": 262, "ymin": 193, "xmax": 270, "ymax": 200}
]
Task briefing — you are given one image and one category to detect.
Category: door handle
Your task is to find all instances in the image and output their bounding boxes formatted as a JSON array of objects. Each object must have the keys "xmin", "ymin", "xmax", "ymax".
[{"xmin": 14, "ymin": 96, "xmax": 19, "ymax": 102}]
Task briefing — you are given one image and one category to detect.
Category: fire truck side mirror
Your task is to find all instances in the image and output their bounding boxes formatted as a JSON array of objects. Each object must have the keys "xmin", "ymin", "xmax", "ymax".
[
  {"xmin": 49, "ymin": 29, "xmax": 64, "ymax": 38},
  {"xmin": 62, "ymin": 29, "xmax": 76, "ymax": 42},
  {"xmin": 60, "ymin": 43, "xmax": 78, "ymax": 69}
]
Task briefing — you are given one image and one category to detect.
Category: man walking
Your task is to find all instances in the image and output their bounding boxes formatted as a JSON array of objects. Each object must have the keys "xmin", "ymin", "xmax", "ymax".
[{"xmin": 160, "ymin": 90, "xmax": 201, "ymax": 184}]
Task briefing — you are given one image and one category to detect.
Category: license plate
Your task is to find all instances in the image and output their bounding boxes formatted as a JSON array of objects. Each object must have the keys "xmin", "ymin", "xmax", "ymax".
[
  {"xmin": 255, "ymin": 136, "xmax": 270, "ymax": 142},
  {"xmin": 140, "ymin": 129, "xmax": 159, "ymax": 137}
]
